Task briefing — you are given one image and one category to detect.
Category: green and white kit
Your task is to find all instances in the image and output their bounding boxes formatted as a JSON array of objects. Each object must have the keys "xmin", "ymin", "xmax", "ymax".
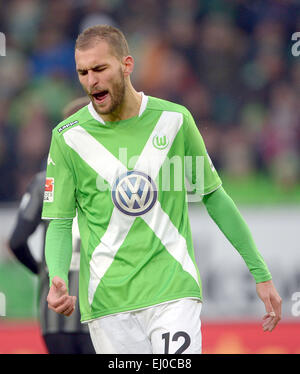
[{"xmin": 42, "ymin": 93, "xmax": 222, "ymax": 322}]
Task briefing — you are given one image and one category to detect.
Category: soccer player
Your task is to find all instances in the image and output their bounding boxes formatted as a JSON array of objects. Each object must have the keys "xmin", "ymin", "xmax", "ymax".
[
  {"xmin": 42, "ymin": 25, "xmax": 282, "ymax": 354},
  {"xmin": 9, "ymin": 97, "xmax": 95, "ymax": 354}
]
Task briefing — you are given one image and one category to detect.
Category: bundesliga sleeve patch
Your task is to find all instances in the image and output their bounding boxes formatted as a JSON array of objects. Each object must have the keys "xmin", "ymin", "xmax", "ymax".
[{"xmin": 44, "ymin": 177, "xmax": 54, "ymax": 202}]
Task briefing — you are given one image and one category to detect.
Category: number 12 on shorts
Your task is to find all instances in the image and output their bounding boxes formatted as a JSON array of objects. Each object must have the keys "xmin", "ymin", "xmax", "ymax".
[{"xmin": 162, "ymin": 331, "xmax": 191, "ymax": 354}]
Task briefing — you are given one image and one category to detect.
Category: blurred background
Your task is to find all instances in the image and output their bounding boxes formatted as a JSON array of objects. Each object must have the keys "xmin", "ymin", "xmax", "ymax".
[{"xmin": 0, "ymin": 0, "xmax": 299, "ymax": 353}]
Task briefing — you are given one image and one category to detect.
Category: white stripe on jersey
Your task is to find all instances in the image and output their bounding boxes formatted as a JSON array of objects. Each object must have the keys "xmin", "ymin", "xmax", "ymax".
[
  {"xmin": 142, "ymin": 200, "xmax": 199, "ymax": 286},
  {"xmin": 64, "ymin": 126, "xmax": 127, "ymax": 187},
  {"xmin": 88, "ymin": 207, "xmax": 135, "ymax": 304}
]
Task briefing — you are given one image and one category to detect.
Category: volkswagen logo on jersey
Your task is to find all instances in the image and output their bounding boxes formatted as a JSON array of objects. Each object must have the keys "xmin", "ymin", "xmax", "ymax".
[{"xmin": 111, "ymin": 171, "xmax": 158, "ymax": 216}]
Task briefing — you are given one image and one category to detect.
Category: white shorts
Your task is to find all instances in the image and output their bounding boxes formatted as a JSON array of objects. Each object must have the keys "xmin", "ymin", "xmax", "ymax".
[{"xmin": 88, "ymin": 298, "xmax": 202, "ymax": 354}]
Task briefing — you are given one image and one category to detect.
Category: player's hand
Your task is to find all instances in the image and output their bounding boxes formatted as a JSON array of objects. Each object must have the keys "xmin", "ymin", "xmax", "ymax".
[
  {"xmin": 47, "ymin": 276, "xmax": 77, "ymax": 317},
  {"xmin": 256, "ymin": 279, "xmax": 282, "ymax": 332}
]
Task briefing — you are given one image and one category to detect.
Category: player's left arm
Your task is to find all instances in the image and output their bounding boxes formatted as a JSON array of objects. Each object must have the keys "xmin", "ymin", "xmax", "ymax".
[
  {"xmin": 202, "ymin": 186, "xmax": 282, "ymax": 332},
  {"xmin": 183, "ymin": 109, "xmax": 281, "ymax": 331}
]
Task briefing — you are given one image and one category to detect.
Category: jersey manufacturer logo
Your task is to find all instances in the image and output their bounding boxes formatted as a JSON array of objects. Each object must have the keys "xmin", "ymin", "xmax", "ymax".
[
  {"xmin": 206, "ymin": 151, "xmax": 215, "ymax": 172},
  {"xmin": 152, "ymin": 134, "xmax": 169, "ymax": 150},
  {"xmin": 58, "ymin": 120, "xmax": 79, "ymax": 133},
  {"xmin": 47, "ymin": 154, "xmax": 55, "ymax": 166},
  {"xmin": 111, "ymin": 171, "xmax": 157, "ymax": 216}
]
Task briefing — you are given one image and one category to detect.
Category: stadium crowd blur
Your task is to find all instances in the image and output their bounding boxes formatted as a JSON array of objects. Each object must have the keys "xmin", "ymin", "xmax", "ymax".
[{"xmin": 0, "ymin": 0, "xmax": 299, "ymax": 202}]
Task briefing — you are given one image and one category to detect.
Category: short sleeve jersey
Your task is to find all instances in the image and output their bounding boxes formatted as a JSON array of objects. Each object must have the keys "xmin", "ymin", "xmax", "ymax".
[{"xmin": 42, "ymin": 94, "xmax": 222, "ymax": 322}]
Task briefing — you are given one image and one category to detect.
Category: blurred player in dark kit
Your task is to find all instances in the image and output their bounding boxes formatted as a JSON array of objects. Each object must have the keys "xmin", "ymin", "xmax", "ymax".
[{"xmin": 9, "ymin": 97, "xmax": 95, "ymax": 354}]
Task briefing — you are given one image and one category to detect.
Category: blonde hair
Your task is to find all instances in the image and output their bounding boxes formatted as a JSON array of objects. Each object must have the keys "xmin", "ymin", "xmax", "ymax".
[{"xmin": 75, "ymin": 24, "xmax": 129, "ymax": 60}]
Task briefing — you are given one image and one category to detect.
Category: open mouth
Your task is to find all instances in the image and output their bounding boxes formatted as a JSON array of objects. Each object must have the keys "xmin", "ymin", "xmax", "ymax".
[{"xmin": 92, "ymin": 90, "xmax": 109, "ymax": 104}]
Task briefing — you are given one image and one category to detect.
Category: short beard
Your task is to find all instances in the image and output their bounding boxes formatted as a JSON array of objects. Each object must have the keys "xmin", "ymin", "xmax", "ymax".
[{"xmin": 93, "ymin": 68, "xmax": 126, "ymax": 116}]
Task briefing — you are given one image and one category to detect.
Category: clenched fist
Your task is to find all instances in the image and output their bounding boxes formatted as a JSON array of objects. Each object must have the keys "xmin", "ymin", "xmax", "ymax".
[{"xmin": 47, "ymin": 276, "xmax": 77, "ymax": 317}]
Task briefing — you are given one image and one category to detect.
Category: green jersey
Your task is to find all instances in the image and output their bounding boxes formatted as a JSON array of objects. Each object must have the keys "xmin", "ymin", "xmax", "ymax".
[{"xmin": 42, "ymin": 93, "xmax": 222, "ymax": 322}]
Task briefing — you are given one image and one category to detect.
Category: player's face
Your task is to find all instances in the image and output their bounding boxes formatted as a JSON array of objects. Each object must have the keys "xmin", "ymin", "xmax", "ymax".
[{"xmin": 75, "ymin": 41, "xmax": 126, "ymax": 116}]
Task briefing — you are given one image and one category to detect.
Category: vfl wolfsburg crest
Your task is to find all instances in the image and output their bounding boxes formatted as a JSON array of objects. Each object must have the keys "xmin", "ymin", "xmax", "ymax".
[
  {"xmin": 112, "ymin": 171, "xmax": 158, "ymax": 216},
  {"xmin": 152, "ymin": 134, "xmax": 169, "ymax": 150}
]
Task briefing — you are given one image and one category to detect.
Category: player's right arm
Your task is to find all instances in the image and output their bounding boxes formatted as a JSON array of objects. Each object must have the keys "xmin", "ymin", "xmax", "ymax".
[
  {"xmin": 45, "ymin": 218, "xmax": 75, "ymax": 316},
  {"xmin": 42, "ymin": 130, "xmax": 77, "ymax": 315},
  {"xmin": 45, "ymin": 218, "xmax": 73, "ymax": 288}
]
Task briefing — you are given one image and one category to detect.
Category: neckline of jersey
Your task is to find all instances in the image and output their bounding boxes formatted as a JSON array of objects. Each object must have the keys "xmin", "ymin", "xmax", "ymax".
[{"xmin": 87, "ymin": 92, "xmax": 148, "ymax": 127}]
